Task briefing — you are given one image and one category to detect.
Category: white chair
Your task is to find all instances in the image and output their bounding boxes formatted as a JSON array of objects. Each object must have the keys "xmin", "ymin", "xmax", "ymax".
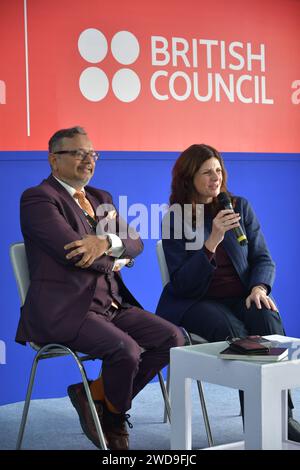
[
  {"xmin": 156, "ymin": 240, "xmax": 213, "ymax": 447},
  {"xmin": 10, "ymin": 242, "xmax": 170, "ymax": 450}
]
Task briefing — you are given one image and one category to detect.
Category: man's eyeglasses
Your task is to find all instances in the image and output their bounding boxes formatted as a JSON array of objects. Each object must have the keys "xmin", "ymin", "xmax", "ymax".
[{"xmin": 53, "ymin": 149, "xmax": 99, "ymax": 162}]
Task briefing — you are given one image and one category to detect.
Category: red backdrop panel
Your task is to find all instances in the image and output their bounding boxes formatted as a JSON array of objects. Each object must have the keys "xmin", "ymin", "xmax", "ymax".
[{"xmin": 0, "ymin": 0, "xmax": 299, "ymax": 152}]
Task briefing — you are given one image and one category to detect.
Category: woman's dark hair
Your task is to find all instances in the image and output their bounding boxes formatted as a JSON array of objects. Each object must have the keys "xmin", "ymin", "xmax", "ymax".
[{"xmin": 170, "ymin": 144, "xmax": 230, "ymax": 214}]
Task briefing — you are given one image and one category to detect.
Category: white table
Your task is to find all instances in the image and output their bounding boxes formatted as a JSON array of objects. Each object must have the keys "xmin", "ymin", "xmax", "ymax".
[{"xmin": 170, "ymin": 335, "xmax": 300, "ymax": 450}]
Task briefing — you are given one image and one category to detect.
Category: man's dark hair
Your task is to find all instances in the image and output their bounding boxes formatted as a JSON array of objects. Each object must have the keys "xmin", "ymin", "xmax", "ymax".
[{"xmin": 48, "ymin": 126, "xmax": 87, "ymax": 153}]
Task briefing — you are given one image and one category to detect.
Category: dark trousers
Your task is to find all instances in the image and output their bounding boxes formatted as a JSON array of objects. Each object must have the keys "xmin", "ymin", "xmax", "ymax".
[
  {"xmin": 181, "ymin": 296, "xmax": 285, "ymax": 341},
  {"xmin": 181, "ymin": 296, "xmax": 294, "ymax": 411},
  {"xmin": 66, "ymin": 306, "xmax": 185, "ymax": 412}
]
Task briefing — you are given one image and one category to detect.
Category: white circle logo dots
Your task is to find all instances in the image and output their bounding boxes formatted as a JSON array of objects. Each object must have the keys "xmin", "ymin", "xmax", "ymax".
[
  {"xmin": 112, "ymin": 69, "xmax": 141, "ymax": 103},
  {"xmin": 78, "ymin": 29, "xmax": 108, "ymax": 63},
  {"xmin": 78, "ymin": 29, "xmax": 141, "ymax": 102},
  {"xmin": 79, "ymin": 67, "xmax": 109, "ymax": 102},
  {"xmin": 111, "ymin": 31, "xmax": 140, "ymax": 65}
]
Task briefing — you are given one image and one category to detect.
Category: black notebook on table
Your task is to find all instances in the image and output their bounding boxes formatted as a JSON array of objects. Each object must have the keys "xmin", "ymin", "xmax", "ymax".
[{"xmin": 219, "ymin": 336, "xmax": 288, "ymax": 362}]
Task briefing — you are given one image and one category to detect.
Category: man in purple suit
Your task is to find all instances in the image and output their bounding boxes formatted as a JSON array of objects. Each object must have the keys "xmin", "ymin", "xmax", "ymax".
[{"xmin": 16, "ymin": 126, "xmax": 184, "ymax": 450}]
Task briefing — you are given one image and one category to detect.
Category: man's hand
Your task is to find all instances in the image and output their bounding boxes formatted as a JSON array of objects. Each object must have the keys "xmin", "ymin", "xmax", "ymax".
[
  {"xmin": 112, "ymin": 258, "xmax": 131, "ymax": 271},
  {"xmin": 64, "ymin": 234, "xmax": 110, "ymax": 268},
  {"xmin": 245, "ymin": 286, "xmax": 278, "ymax": 311}
]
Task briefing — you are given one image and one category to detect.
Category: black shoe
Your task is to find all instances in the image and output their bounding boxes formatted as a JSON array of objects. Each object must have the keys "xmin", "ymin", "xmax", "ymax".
[{"xmin": 288, "ymin": 417, "xmax": 300, "ymax": 442}]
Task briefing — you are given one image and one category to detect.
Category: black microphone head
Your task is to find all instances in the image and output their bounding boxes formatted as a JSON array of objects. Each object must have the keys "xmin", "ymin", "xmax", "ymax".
[
  {"xmin": 217, "ymin": 192, "xmax": 231, "ymax": 206},
  {"xmin": 217, "ymin": 192, "xmax": 248, "ymax": 246}
]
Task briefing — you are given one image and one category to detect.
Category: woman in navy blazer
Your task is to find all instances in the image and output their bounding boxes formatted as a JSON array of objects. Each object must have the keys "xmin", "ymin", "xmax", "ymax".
[
  {"xmin": 156, "ymin": 144, "xmax": 300, "ymax": 440},
  {"xmin": 156, "ymin": 143, "xmax": 282, "ymax": 338}
]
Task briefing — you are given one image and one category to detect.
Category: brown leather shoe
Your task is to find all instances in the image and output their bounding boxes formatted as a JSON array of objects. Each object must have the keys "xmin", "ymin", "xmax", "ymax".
[
  {"xmin": 67, "ymin": 382, "xmax": 105, "ymax": 448},
  {"xmin": 102, "ymin": 402, "xmax": 132, "ymax": 450}
]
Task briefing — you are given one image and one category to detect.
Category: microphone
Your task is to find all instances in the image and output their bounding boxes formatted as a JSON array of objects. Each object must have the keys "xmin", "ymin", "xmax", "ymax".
[{"xmin": 217, "ymin": 192, "xmax": 248, "ymax": 246}]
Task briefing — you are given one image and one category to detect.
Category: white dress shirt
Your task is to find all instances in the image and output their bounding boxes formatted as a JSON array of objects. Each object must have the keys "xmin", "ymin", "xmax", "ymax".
[{"xmin": 53, "ymin": 176, "xmax": 126, "ymax": 265}]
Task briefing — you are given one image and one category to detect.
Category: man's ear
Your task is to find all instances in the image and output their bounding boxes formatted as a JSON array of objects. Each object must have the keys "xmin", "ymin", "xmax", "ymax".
[{"xmin": 48, "ymin": 153, "xmax": 57, "ymax": 171}]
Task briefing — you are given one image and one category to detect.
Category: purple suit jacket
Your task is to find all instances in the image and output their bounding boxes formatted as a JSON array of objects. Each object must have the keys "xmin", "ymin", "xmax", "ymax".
[{"xmin": 15, "ymin": 175, "xmax": 143, "ymax": 344}]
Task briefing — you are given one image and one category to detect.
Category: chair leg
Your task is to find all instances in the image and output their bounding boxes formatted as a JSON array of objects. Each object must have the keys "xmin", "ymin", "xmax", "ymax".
[
  {"xmin": 196, "ymin": 380, "xmax": 214, "ymax": 447},
  {"xmin": 158, "ymin": 370, "xmax": 171, "ymax": 423},
  {"xmin": 16, "ymin": 354, "xmax": 40, "ymax": 449},
  {"xmin": 17, "ymin": 345, "xmax": 107, "ymax": 451},
  {"xmin": 162, "ymin": 365, "xmax": 171, "ymax": 423},
  {"xmin": 181, "ymin": 330, "xmax": 214, "ymax": 447},
  {"xmin": 70, "ymin": 351, "xmax": 107, "ymax": 450}
]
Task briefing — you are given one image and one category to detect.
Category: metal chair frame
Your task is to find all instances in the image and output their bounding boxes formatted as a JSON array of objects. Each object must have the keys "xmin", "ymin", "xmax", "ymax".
[
  {"xmin": 10, "ymin": 242, "xmax": 170, "ymax": 450},
  {"xmin": 156, "ymin": 240, "xmax": 214, "ymax": 447}
]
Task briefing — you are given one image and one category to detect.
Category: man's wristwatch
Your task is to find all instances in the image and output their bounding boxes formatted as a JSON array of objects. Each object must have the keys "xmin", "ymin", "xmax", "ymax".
[{"xmin": 126, "ymin": 258, "xmax": 134, "ymax": 268}]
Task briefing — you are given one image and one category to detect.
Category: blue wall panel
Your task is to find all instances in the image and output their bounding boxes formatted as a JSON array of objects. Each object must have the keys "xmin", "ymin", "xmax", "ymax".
[{"xmin": 0, "ymin": 151, "xmax": 300, "ymax": 405}]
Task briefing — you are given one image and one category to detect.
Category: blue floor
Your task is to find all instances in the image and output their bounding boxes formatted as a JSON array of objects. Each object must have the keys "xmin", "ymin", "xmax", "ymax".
[{"xmin": 1, "ymin": 382, "xmax": 299, "ymax": 450}]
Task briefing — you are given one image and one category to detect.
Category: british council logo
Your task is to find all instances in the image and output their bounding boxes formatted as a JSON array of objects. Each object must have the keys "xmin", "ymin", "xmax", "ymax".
[{"xmin": 78, "ymin": 29, "xmax": 141, "ymax": 103}]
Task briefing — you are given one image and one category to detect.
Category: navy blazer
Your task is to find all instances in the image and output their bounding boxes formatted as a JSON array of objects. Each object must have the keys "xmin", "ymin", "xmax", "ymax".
[{"xmin": 156, "ymin": 197, "xmax": 275, "ymax": 325}]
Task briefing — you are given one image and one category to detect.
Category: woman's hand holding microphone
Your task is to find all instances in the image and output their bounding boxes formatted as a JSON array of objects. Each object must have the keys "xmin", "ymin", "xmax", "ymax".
[{"xmin": 204, "ymin": 209, "xmax": 241, "ymax": 253}]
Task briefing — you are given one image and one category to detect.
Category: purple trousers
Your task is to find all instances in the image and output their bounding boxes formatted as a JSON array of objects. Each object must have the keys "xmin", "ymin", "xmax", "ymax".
[{"xmin": 66, "ymin": 307, "xmax": 185, "ymax": 412}]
